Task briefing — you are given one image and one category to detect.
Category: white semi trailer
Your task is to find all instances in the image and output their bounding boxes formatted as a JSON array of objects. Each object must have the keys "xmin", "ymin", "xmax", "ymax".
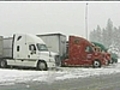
[
  {"xmin": 0, "ymin": 33, "xmax": 56, "ymax": 70},
  {"xmin": 37, "ymin": 33, "xmax": 66, "ymax": 66}
]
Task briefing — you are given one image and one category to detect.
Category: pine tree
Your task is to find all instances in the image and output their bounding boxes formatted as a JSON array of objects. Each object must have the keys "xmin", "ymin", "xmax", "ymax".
[
  {"xmin": 90, "ymin": 25, "xmax": 102, "ymax": 43},
  {"xmin": 116, "ymin": 27, "xmax": 120, "ymax": 50},
  {"xmin": 96, "ymin": 25, "xmax": 102, "ymax": 43},
  {"xmin": 105, "ymin": 18, "xmax": 113, "ymax": 47},
  {"xmin": 90, "ymin": 29, "xmax": 96, "ymax": 42},
  {"xmin": 89, "ymin": 18, "xmax": 120, "ymax": 51},
  {"xmin": 102, "ymin": 28, "xmax": 108, "ymax": 47}
]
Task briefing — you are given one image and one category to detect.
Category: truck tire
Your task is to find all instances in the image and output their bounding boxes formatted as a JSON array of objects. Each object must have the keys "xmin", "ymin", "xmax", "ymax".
[
  {"xmin": 93, "ymin": 60, "xmax": 101, "ymax": 68},
  {"xmin": 37, "ymin": 61, "xmax": 48, "ymax": 71},
  {"xmin": 115, "ymin": 59, "xmax": 118, "ymax": 63},
  {"xmin": 0, "ymin": 60, "xmax": 7, "ymax": 68},
  {"xmin": 111, "ymin": 58, "xmax": 114, "ymax": 64}
]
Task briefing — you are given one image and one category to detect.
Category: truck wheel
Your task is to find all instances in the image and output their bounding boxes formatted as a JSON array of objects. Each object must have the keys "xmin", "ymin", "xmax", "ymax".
[
  {"xmin": 93, "ymin": 60, "xmax": 101, "ymax": 68},
  {"xmin": 37, "ymin": 61, "xmax": 48, "ymax": 71},
  {"xmin": 115, "ymin": 59, "xmax": 118, "ymax": 63},
  {"xmin": 111, "ymin": 58, "xmax": 114, "ymax": 64},
  {"xmin": 0, "ymin": 60, "xmax": 7, "ymax": 68}
]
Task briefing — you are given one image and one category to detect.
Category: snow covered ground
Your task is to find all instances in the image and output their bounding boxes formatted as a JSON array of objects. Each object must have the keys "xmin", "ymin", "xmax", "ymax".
[{"xmin": 0, "ymin": 61, "xmax": 120, "ymax": 85}]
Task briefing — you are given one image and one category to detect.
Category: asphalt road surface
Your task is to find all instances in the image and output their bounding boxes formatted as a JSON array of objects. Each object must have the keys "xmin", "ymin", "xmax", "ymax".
[{"xmin": 0, "ymin": 72, "xmax": 120, "ymax": 90}]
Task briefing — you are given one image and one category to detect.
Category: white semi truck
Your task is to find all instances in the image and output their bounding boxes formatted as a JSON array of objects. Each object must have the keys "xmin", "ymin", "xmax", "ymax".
[{"xmin": 0, "ymin": 33, "xmax": 56, "ymax": 70}]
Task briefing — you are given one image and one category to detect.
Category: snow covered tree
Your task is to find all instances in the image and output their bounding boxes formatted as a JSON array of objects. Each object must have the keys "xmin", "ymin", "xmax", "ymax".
[
  {"xmin": 114, "ymin": 27, "xmax": 120, "ymax": 50},
  {"xmin": 89, "ymin": 18, "xmax": 120, "ymax": 51},
  {"xmin": 89, "ymin": 29, "xmax": 96, "ymax": 42},
  {"xmin": 96, "ymin": 25, "xmax": 102, "ymax": 43},
  {"xmin": 102, "ymin": 28, "xmax": 108, "ymax": 47},
  {"xmin": 105, "ymin": 18, "xmax": 114, "ymax": 47},
  {"xmin": 90, "ymin": 25, "xmax": 102, "ymax": 43}
]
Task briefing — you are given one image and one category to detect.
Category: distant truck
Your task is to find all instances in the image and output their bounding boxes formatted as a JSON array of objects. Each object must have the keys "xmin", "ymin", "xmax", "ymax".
[
  {"xmin": 110, "ymin": 53, "xmax": 118, "ymax": 63},
  {"xmin": 91, "ymin": 42, "xmax": 118, "ymax": 64},
  {"xmin": 37, "ymin": 33, "xmax": 66, "ymax": 66},
  {"xmin": 61, "ymin": 36, "xmax": 108, "ymax": 68},
  {"xmin": 91, "ymin": 42, "xmax": 111, "ymax": 65},
  {"xmin": 0, "ymin": 33, "xmax": 56, "ymax": 70}
]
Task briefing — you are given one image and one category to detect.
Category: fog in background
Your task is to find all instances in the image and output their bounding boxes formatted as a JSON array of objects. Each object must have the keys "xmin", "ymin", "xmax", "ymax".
[{"xmin": 0, "ymin": 2, "xmax": 120, "ymax": 38}]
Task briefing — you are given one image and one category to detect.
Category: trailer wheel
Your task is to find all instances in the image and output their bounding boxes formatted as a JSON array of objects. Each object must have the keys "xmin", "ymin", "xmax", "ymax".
[
  {"xmin": 93, "ymin": 60, "xmax": 101, "ymax": 68},
  {"xmin": 37, "ymin": 61, "xmax": 48, "ymax": 71},
  {"xmin": 0, "ymin": 60, "xmax": 7, "ymax": 68}
]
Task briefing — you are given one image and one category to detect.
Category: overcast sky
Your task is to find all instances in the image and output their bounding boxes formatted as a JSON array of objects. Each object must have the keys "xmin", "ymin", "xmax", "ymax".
[{"xmin": 0, "ymin": 2, "xmax": 120, "ymax": 38}]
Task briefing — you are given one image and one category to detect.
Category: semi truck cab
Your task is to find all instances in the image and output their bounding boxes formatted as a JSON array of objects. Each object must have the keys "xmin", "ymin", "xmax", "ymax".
[
  {"xmin": 0, "ymin": 33, "xmax": 56, "ymax": 70},
  {"xmin": 62, "ymin": 36, "xmax": 106, "ymax": 68}
]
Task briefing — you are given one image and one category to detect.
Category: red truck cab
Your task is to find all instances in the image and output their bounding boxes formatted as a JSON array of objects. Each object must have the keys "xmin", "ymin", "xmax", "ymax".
[
  {"xmin": 91, "ymin": 42, "xmax": 111, "ymax": 65},
  {"xmin": 102, "ymin": 51, "xmax": 111, "ymax": 65},
  {"xmin": 62, "ymin": 36, "xmax": 107, "ymax": 68}
]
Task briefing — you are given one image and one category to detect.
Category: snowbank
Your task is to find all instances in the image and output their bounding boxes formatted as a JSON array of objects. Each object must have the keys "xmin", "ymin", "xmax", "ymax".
[
  {"xmin": 0, "ymin": 63, "xmax": 120, "ymax": 85},
  {"xmin": 118, "ymin": 59, "xmax": 120, "ymax": 63}
]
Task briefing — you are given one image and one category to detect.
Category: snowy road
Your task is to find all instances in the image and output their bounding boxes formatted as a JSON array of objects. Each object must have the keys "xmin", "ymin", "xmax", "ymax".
[{"xmin": 0, "ymin": 61, "xmax": 120, "ymax": 86}]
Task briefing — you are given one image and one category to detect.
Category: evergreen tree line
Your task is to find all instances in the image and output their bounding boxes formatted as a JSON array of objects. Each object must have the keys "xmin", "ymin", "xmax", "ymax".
[{"xmin": 89, "ymin": 18, "xmax": 120, "ymax": 52}]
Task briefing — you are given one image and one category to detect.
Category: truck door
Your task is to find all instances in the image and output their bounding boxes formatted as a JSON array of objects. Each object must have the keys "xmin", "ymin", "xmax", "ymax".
[
  {"xmin": 85, "ymin": 46, "xmax": 93, "ymax": 59},
  {"xmin": 21, "ymin": 43, "xmax": 39, "ymax": 67},
  {"xmin": 27, "ymin": 43, "xmax": 38, "ymax": 59},
  {"xmin": 80, "ymin": 46, "xmax": 93, "ymax": 65}
]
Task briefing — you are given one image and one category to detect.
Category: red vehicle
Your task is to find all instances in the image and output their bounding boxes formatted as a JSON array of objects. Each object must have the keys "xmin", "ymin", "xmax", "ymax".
[
  {"xmin": 91, "ymin": 42, "xmax": 111, "ymax": 65},
  {"xmin": 103, "ymin": 52, "xmax": 111, "ymax": 64},
  {"xmin": 61, "ymin": 36, "xmax": 108, "ymax": 68}
]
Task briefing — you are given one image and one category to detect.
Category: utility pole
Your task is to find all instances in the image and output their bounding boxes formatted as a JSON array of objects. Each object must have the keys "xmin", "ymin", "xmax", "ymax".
[{"xmin": 85, "ymin": 3, "xmax": 89, "ymax": 40}]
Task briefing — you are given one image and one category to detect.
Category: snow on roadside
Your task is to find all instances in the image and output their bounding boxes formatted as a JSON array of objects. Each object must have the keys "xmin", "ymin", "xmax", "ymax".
[
  {"xmin": 118, "ymin": 59, "xmax": 120, "ymax": 63},
  {"xmin": 0, "ymin": 69, "xmax": 48, "ymax": 85},
  {"xmin": 0, "ymin": 62, "xmax": 120, "ymax": 85}
]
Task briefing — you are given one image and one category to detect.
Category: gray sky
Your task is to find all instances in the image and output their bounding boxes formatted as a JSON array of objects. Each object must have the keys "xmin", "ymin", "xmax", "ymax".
[{"xmin": 0, "ymin": 2, "xmax": 120, "ymax": 38}]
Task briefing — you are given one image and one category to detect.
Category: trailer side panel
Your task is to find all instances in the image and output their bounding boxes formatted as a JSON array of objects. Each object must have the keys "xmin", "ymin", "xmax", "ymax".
[
  {"xmin": 3, "ymin": 37, "xmax": 13, "ymax": 58},
  {"xmin": 37, "ymin": 33, "xmax": 66, "ymax": 57},
  {"xmin": 0, "ymin": 36, "xmax": 3, "ymax": 58}
]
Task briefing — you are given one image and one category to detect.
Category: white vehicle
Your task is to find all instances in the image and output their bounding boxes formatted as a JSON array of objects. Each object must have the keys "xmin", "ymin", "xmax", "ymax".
[
  {"xmin": 37, "ymin": 33, "xmax": 66, "ymax": 66},
  {"xmin": 0, "ymin": 33, "xmax": 56, "ymax": 70}
]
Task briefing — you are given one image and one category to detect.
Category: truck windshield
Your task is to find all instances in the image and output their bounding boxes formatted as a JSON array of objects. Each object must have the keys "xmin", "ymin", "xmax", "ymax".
[{"xmin": 36, "ymin": 43, "xmax": 48, "ymax": 51}]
